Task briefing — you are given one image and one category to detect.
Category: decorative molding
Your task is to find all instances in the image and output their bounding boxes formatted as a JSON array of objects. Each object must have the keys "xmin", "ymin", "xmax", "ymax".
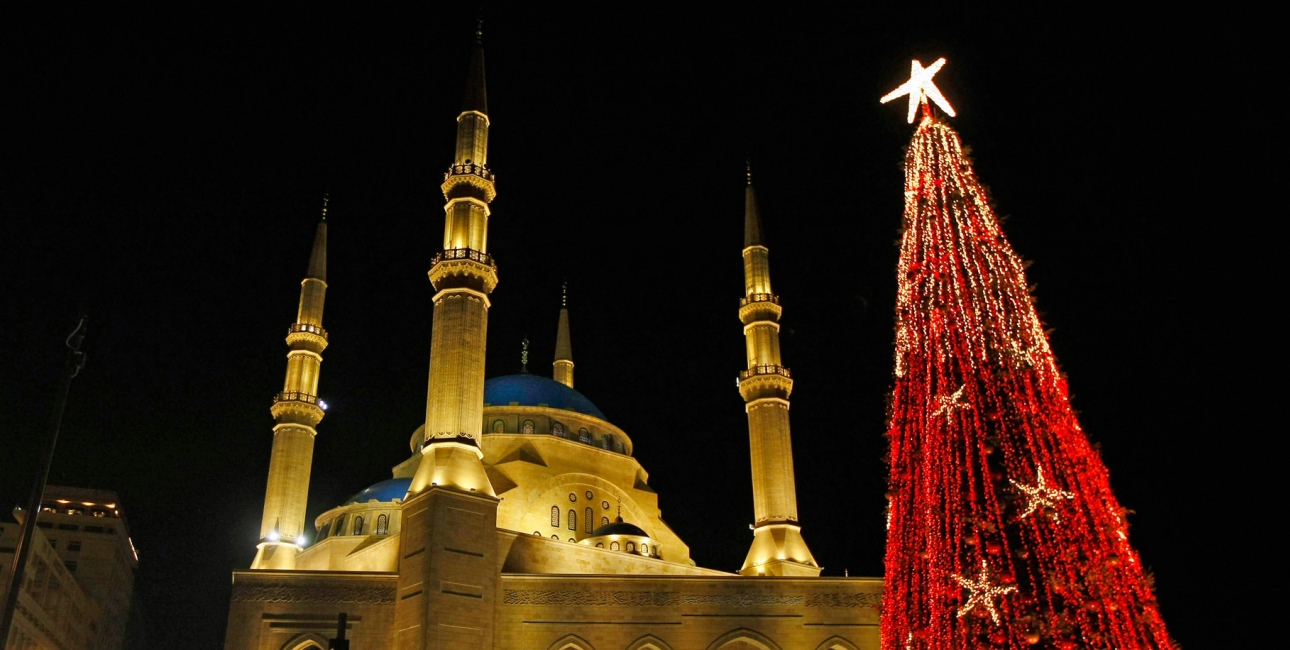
[
  {"xmin": 503, "ymin": 590, "xmax": 809, "ymax": 608},
  {"xmin": 231, "ymin": 584, "xmax": 395, "ymax": 604},
  {"xmin": 804, "ymin": 593, "xmax": 883, "ymax": 610}
]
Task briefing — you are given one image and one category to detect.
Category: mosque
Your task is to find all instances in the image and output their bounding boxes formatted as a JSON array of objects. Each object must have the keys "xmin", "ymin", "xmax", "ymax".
[{"xmin": 222, "ymin": 33, "xmax": 882, "ymax": 650}]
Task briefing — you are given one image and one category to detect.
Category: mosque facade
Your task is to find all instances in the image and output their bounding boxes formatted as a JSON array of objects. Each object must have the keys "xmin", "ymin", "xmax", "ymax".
[{"xmin": 223, "ymin": 35, "xmax": 882, "ymax": 650}]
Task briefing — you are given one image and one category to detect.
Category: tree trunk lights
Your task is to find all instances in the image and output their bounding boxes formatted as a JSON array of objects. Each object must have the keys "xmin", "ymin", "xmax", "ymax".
[{"xmin": 880, "ymin": 110, "xmax": 1174, "ymax": 648}]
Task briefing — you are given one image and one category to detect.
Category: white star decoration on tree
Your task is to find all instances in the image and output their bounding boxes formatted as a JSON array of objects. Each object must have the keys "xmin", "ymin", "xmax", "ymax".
[
  {"xmin": 931, "ymin": 385, "xmax": 970, "ymax": 420},
  {"xmin": 881, "ymin": 58, "xmax": 957, "ymax": 123},
  {"xmin": 1011, "ymin": 466, "xmax": 1075, "ymax": 521},
  {"xmin": 952, "ymin": 559, "xmax": 1016, "ymax": 624}
]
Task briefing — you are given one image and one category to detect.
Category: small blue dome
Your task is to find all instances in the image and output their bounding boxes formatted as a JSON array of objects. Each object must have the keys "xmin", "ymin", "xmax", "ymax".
[
  {"xmin": 483, "ymin": 375, "xmax": 606, "ymax": 420},
  {"xmin": 344, "ymin": 478, "xmax": 412, "ymax": 505}
]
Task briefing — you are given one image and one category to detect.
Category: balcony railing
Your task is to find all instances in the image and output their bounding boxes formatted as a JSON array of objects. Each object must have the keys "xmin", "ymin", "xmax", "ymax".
[
  {"xmin": 273, "ymin": 391, "xmax": 320, "ymax": 405},
  {"xmin": 740, "ymin": 293, "xmax": 780, "ymax": 307},
  {"xmin": 739, "ymin": 365, "xmax": 792, "ymax": 381},
  {"xmin": 287, "ymin": 323, "xmax": 328, "ymax": 338},
  {"xmin": 432, "ymin": 248, "xmax": 496, "ymax": 267},
  {"xmin": 444, "ymin": 162, "xmax": 495, "ymax": 182}
]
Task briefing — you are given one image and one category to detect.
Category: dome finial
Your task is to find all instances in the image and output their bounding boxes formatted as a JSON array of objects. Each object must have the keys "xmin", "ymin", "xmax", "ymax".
[{"xmin": 520, "ymin": 336, "xmax": 530, "ymax": 374}]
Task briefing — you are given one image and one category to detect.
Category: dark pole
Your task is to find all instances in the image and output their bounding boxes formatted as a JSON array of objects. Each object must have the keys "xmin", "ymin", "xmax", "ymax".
[
  {"xmin": 0, "ymin": 316, "xmax": 87, "ymax": 646},
  {"xmin": 328, "ymin": 612, "xmax": 349, "ymax": 650}
]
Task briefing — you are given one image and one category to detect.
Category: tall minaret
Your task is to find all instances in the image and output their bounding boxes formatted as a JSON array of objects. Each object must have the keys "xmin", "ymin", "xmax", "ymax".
[
  {"xmin": 408, "ymin": 22, "xmax": 497, "ymax": 498},
  {"xmin": 398, "ymin": 27, "xmax": 501, "ymax": 650},
  {"xmin": 553, "ymin": 283, "xmax": 574, "ymax": 388},
  {"xmin": 251, "ymin": 197, "xmax": 329, "ymax": 570},
  {"xmin": 737, "ymin": 165, "xmax": 820, "ymax": 577}
]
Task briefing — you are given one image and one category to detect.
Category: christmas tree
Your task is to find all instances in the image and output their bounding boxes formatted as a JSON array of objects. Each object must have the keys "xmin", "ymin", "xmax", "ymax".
[{"xmin": 878, "ymin": 60, "xmax": 1174, "ymax": 649}]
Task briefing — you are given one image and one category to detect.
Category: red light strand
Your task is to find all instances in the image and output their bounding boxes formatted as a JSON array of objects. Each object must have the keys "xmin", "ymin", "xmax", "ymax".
[{"xmin": 881, "ymin": 115, "xmax": 1174, "ymax": 649}]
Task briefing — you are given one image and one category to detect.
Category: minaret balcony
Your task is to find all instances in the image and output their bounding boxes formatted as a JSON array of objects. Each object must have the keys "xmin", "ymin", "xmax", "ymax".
[
  {"xmin": 441, "ymin": 163, "xmax": 496, "ymax": 201},
  {"xmin": 285, "ymin": 323, "xmax": 328, "ymax": 349},
  {"xmin": 740, "ymin": 293, "xmax": 779, "ymax": 307},
  {"xmin": 740, "ymin": 364, "xmax": 792, "ymax": 381},
  {"xmin": 739, "ymin": 294, "xmax": 783, "ymax": 323},
  {"xmin": 271, "ymin": 391, "xmax": 324, "ymax": 425},
  {"xmin": 430, "ymin": 248, "xmax": 499, "ymax": 292}
]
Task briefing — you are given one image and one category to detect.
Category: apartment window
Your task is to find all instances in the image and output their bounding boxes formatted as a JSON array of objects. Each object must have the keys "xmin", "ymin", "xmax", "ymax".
[
  {"xmin": 67, "ymin": 541, "xmax": 82, "ymax": 552},
  {"xmin": 41, "ymin": 507, "xmax": 56, "ymax": 513},
  {"xmin": 64, "ymin": 561, "xmax": 77, "ymax": 573},
  {"xmin": 66, "ymin": 508, "xmax": 83, "ymax": 516},
  {"xmin": 49, "ymin": 540, "xmax": 57, "ymax": 549},
  {"xmin": 82, "ymin": 526, "xmax": 104, "ymax": 533},
  {"xmin": 58, "ymin": 524, "xmax": 78, "ymax": 531},
  {"xmin": 36, "ymin": 522, "xmax": 53, "ymax": 529},
  {"xmin": 92, "ymin": 511, "xmax": 106, "ymax": 518}
]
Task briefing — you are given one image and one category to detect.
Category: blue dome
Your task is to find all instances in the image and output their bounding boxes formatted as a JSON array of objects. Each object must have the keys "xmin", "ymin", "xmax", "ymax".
[
  {"xmin": 344, "ymin": 478, "xmax": 412, "ymax": 505},
  {"xmin": 483, "ymin": 374, "xmax": 606, "ymax": 420}
]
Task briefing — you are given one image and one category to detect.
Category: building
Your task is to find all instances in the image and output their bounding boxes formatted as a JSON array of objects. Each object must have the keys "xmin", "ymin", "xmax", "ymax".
[
  {"xmin": 223, "ymin": 33, "xmax": 881, "ymax": 650},
  {"xmin": 1, "ymin": 486, "xmax": 138, "ymax": 650}
]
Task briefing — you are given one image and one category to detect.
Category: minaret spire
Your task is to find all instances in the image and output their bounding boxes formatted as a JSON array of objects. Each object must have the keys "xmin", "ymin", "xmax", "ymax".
[
  {"xmin": 408, "ymin": 27, "xmax": 498, "ymax": 499},
  {"xmin": 251, "ymin": 209, "xmax": 330, "ymax": 570},
  {"xmin": 553, "ymin": 282, "xmax": 574, "ymax": 388},
  {"xmin": 736, "ymin": 173, "xmax": 819, "ymax": 577}
]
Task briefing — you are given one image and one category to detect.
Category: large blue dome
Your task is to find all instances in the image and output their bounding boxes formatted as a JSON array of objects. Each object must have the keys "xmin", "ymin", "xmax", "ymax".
[
  {"xmin": 483, "ymin": 374, "xmax": 606, "ymax": 420},
  {"xmin": 344, "ymin": 478, "xmax": 412, "ymax": 505}
]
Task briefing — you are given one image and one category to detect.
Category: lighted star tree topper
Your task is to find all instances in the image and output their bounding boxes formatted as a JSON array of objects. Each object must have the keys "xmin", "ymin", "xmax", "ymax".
[{"xmin": 878, "ymin": 59, "xmax": 1175, "ymax": 649}]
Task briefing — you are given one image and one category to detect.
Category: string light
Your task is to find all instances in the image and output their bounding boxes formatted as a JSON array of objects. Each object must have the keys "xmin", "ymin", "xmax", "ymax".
[
  {"xmin": 952, "ymin": 559, "xmax": 1016, "ymax": 625},
  {"xmin": 879, "ymin": 69, "xmax": 1175, "ymax": 649},
  {"xmin": 1011, "ymin": 466, "xmax": 1075, "ymax": 521}
]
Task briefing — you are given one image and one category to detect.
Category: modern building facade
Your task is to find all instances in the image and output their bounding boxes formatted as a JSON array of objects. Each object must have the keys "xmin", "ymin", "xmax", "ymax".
[
  {"xmin": 1, "ymin": 486, "xmax": 138, "ymax": 650},
  {"xmin": 224, "ymin": 34, "xmax": 881, "ymax": 650}
]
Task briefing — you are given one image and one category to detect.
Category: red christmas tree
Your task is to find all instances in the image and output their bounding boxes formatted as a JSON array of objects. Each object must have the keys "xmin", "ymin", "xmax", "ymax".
[{"xmin": 879, "ymin": 62, "xmax": 1174, "ymax": 649}]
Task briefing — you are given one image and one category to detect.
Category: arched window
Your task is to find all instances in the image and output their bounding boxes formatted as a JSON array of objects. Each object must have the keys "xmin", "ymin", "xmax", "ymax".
[
  {"xmin": 492, "ymin": 419, "xmax": 505, "ymax": 433},
  {"xmin": 610, "ymin": 541, "xmax": 620, "ymax": 551},
  {"xmin": 596, "ymin": 542, "xmax": 604, "ymax": 548},
  {"xmin": 602, "ymin": 516, "xmax": 610, "ymax": 527},
  {"xmin": 641, "ymin": 543, "xmax": 648, "ymax": 554},
  {"xmin": 551, "ymin": 506, "xmax": 560, "ymax": 527},
  {"xmin": 568, "ymin": 538, "xmax": 575, "ymax": 543},
  {"xmin": 551, "ymin": 534, "xmax": 559, "ymax": 540},
  {"xmin": 522, "ymin": 419, "xmax": 535, "ymax": 434},
  {"xmin": 584, "ymin": 507, "xmax": 593, "ymax": 533},
  {"xmin": 552, "ymin": 422, "xmax": 564, "ymax": 437},
  {"xmin": 333, "ymin": 515, "xmax": 346, "ymax": 535},
  {"xmin": 568, "ymin": 509, "xmax": 577, "ymax": 531},
  {"xmin": 626, "ymin": 541, "xmax": 636, "ymax": 553},
  {"xmin": 534, "ymin": 531, "xmax": 541, "ymax": 536},
  {"xmin": 376, "ymin": 514, "xmax": 388, "ymax": 535},
  {"xmin": 317, "ymin": 521, "xmax": 332, "ymax": 541},
  {"xmin": 578, "ymin": 428, "xmax": 591, "ymax": 444},
  {"xmin": 352, "ymin": 516, "xmax": 364, "ymax": 536}
]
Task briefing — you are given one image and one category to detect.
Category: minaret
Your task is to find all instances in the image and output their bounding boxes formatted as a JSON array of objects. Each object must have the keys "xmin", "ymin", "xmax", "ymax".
[
  {"xmin": 397, "ymin": 26, "xmax": 500, "ymax": 650},
  {"xmin": 737, "ymin": 165, "xmax": 820, "ymax": 576},
  {"xmin": 251, "ymin": 197, "xmax": 329, "ymax": 570},
  {"xmin": 408, "ymin": 21, "xmax": 498, "ymax": 498},
  {"xmin": 553, "ymin": 283, "xmax": 574, "ymax": 388}
]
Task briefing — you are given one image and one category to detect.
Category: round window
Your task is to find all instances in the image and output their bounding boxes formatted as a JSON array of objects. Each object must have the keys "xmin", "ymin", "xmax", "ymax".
[
  {"xmin": 601, "ymin": 500, "xmax": 610, "ymax": 510},
  {"xmin": 585, "ymin": 491, "xmax": 593, "ymax": 500},
  {"xmin": 568, "ymin": 493, "xmax": 577, "ymax": 502}
]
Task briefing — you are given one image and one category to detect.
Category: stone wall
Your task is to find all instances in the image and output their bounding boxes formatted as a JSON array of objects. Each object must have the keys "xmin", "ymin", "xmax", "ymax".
[{"xmin": 223, "ymin": 571, "xmax": 397, "ymax": 650}]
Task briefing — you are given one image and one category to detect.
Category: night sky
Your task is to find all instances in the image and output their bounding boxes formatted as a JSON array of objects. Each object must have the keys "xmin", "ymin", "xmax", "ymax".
[{"xmin": 1, "ymin": 8, "xmax": 1270, "ymax": 648}]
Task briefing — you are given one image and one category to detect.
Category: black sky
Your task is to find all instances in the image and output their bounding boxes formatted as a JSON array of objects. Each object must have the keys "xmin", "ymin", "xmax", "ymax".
[{"xmin": 1, "ymin": 7, "xmax": 1272, "ymax": 648}]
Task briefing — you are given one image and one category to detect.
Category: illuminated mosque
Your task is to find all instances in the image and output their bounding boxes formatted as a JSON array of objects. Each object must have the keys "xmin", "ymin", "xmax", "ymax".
[{"xmin": 223, "ymin": 33, "xmax": 882, "ymax": 650}]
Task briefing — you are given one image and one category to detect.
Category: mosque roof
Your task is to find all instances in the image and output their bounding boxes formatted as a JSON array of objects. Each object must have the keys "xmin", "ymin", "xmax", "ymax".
[
  {"xmin": 344, "ymin": 478, "xmax": 412, "ymax": 505},
  {"xmin": 589, "ymin": 518, "xmax": 648, "ymax": 538},
  {"xmin": 483, "ymin": 374, "xmax": 605, "ymax": 420}
]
